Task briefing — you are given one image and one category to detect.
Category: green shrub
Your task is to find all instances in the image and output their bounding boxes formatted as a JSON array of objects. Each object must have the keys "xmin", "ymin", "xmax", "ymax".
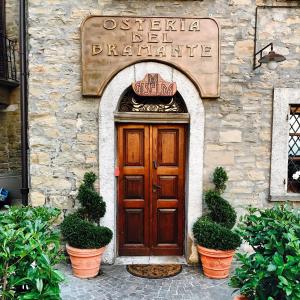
[
  {"xmin": 213, "ymin": 166, "xmax": 228, "ymax": 194},
  {"xmin": 192, "ymin": 167, "xmax": 241, "ymax": 251},
  {"xmin": 0, "ymin": 206, "xmax": 64, "ymax": 300},
  {"xmin": 77, "ymin": 172, "xmax": 106, "ymax": 222},
  {"xmin": 193, "ymin": 218, "xmax": 241, "ymax": 250},
  {"xmin": 204, "ymin": 190, "xmax": 237, "ymax": 229},
  {"xmin": 60, "ymin": 213, "xmax": 112, "ymax": 249},
  {"xmin": 61, "ymin": 172, "xmax": 113, "ymax": 249},
  {"xmin": 230, "ymin": 205, "xmax": 300, "ymax": 300}
]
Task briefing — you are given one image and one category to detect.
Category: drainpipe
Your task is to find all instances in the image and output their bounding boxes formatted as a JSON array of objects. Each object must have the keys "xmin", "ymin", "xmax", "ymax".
[{"xmin": 20, "ymin": 0, "xmax": 29, "ymax": 205}]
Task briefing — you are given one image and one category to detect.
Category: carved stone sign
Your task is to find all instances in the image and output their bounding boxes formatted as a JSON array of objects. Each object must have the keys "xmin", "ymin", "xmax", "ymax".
[
  {"xmin": 132, "ymin": 73, "xmax": 177, "ymax": 97},
  {"xmin": 81, "ymin": 16, "xmax": 220, "ymax": 98}
]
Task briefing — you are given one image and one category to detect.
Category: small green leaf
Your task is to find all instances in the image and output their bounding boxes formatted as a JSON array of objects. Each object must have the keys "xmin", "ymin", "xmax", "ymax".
[
  {"xmin": 279, "ymin": 275, "xmax": 289, "ymax": 286},
  {"xmin": 52, "ymin": 269, "xmax": 65, "ymax": 281},
  {"xmin": 267, "ymin": 263, "xmax": 276, "ymax": 272},
  {"xmin": 36, "ymin": 278, "xmax": 43, "ymax": 293},
  {"xmin": 286, "ymin": 287, "xmax": 292, "ymax": 296}
]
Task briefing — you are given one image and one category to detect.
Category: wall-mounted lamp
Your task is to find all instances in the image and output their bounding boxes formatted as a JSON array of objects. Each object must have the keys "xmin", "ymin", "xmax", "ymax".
[{"xmin": 253, "ymin": 42, "xmax": 286, "ymax": 70}]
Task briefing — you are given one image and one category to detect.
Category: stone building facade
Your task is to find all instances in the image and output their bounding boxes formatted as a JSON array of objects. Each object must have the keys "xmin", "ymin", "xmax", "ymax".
[{"xmin": 23, "ymin": 0, "xmax": 300, "ymax": 263}]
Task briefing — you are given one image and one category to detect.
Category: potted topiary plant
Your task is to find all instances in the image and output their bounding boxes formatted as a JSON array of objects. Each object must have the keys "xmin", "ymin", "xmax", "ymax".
[
  {"xmin": 192, "ymin": 167, "xmax": 241, "ymax": 279},
  {"xmin": 61, "ymin": 172, "xmax": 113, "ymax": 279}
]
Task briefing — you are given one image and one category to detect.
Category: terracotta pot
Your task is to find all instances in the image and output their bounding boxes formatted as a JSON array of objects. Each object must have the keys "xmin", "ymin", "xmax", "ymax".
[
  {"xmin": 197, "ymin": 245, "xmax": 235, "ymax": 279},
  {"xmin": 233, "ymin": 295, "xmax": 248, "ymax": 300},
  {"xmin": 66, "ymin": 244, "xmax": 106, "ymax": 279}
]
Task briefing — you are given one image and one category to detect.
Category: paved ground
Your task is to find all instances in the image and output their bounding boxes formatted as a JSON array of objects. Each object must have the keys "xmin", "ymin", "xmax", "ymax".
[{"xmin": 60, "ymin": 264, "xmax": 236, "ymax": 300}]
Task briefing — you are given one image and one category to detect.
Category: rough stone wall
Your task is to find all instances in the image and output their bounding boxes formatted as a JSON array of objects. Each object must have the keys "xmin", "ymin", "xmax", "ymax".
[
  {"xmin": 6, "ymin": 0, "xmax": 19, "ymax": 39},
  {"xmin": 0, "ymin": 89, "xmax": 21, "ymax": 175},
  {"xmin": 27, "ymin": 0, "xmax": 300, "ymax": 215},
  {"xmin": 0, "ymin": 0, "xmax": 21, "ymax": 176}
]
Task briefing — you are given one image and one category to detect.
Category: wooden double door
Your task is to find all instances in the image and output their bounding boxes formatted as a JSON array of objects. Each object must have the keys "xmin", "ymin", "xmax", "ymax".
[{"xmin": 117, "ymin": 124, "xmax": 186, "ymax": 256}]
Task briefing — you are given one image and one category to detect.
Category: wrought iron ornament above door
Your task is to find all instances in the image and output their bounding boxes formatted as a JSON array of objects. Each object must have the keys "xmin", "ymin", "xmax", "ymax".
[{"xmin": 118, "ymin": 87, "xmax": 188, "ymax": 113}]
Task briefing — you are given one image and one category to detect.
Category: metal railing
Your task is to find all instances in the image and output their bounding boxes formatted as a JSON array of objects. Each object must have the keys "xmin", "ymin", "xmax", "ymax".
[{"xmin": 0, "ymin": 33, "xmax": 18, "ymax": 84}]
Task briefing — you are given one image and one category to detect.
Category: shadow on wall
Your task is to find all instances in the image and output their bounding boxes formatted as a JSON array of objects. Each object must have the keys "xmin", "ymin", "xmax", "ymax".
[{"xmin": 0, "ymin": 175, "xmax": 22, "ymax": 206}]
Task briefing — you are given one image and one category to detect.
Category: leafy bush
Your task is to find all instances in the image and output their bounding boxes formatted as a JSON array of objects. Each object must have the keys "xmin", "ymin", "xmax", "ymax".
[
  {"xmin": 61, "ymin": 172, "xmax": 113, "ymax": 249},
  {"xmin": 192, "ymin": 167, "xmax": 241, "ymax": 251},
  {"xmin": 230, "ymin": 205, "xmax": 300, "ymax": 300},
  {"xmin": 0, "ymin": 206, "xmax": 64, "ymax": 300}
]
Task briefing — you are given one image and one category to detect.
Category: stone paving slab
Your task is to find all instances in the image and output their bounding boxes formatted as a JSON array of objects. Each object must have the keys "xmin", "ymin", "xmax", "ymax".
[{"xmin": 60, "ymin": 264, "xmax": 236, "ymax": 300}]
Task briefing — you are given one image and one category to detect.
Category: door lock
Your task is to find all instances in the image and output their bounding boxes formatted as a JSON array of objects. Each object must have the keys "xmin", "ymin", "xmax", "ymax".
[{"xmin": 153, "ymin": 160, "xmax": 158, "ymax": 169}]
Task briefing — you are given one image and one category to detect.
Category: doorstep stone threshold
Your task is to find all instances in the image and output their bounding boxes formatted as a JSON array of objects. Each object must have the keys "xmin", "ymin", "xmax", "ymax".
[{"xmin": 114, "ymin": 256, "xmax": 187, "ymax": 265}]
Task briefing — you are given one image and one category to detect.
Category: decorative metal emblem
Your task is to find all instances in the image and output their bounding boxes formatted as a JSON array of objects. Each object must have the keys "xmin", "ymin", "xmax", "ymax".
[
  {"xmin": 132, "ymin": 73, "xmax": 177, "ymax": 97},
  {"xmin": 118, "ymin": 87, "xmax": 187, "ymax": 113}
]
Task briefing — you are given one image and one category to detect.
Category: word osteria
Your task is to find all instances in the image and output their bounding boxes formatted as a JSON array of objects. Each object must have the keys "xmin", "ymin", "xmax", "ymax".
[{"xmin": 91, "ymin": 18, "xmax": 213, "ymax": 58}]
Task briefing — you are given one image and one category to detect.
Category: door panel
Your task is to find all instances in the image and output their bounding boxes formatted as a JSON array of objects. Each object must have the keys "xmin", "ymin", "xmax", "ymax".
[
  {"xmin": 125, "ymin": 209, "xmax": 144, "ymax": 244},
  {"xmin": 118, "ymin": 124, "xmax": 150, "ymax": 256},
  {"xmin": 157, "ymin": 129, "xmax": 179, "ymax": 166},
  {"xmin": 157, "ymin": 209, "xmax": 178, "ymax": 244},
  {"xmin": 118, "ymin": 124, "xmax": 185, "ymax": 256},
  {"xmin": 151, "ymin": 125, "xmax": 185, "ymax": 255},
  {"xmin": 158, "ymin": 176, "xmax": 178, "ymax": 199},
  {"xmin": 124, "ymin": 176, "xmax": 144, "ymax": 199},
  {"xmin": 124, "ymin": 129, "xmax": 145, "ymax": 166}
]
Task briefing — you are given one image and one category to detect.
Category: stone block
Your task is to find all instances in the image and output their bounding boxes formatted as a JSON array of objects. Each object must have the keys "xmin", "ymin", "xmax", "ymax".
[
  {"xmin": 205, "ymin": 151, "xmax": 235, "ymax": 166},
  {"xmin": 206, "ymin": 144, "xmax": 227, "ymax": 151},
  {"xmin": 224, "ymin": 64, "xmax": 240, "ymax": 75},
  {"xmin": 220, "ymin": 130, "xmax": 242, "ymax": 143},
  {"xmin": 76, "ymin": 133, "xmax": 97, "ymax": 143},
  {"xmin": 31, "ymin": 152, "xmax": 50, "ymax": 164},
  {"xmin": 234, "ymin": 40, "xmax": 254, "ymax": 58},
  {"xmin": 248, "ymin": 170, "xmax": 266, "ymax": 181},
  {"xmin": 30, "ymin": 191, "xmax": 46, "ymax": 207},
  {"xmin": 281, "ymin": 60, "xmax": 299, "ymax": 69},
  {"xmin": 31, "ymin": 176, "xmax": 72, "ymax": 190}
]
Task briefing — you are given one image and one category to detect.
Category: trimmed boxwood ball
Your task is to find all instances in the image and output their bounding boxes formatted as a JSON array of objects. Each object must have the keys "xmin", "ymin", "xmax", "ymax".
[
  {"xmin": 192, "ymin": 167, "xmax": 241, "ymax": 251},
  {"xmin": 61, "ymin": 213, "xmax": 113, "ymax": 249},
  {"xmin": 193, "ymin": 218, "xmax": 241, "ymax": 250},
  {"xmin": 61, "ymin": 172, "xmax": 113, "ymax": 249}
]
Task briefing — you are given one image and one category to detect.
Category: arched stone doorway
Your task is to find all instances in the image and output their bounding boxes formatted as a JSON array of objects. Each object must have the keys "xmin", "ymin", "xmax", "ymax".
[{"xmin": 99, "ymin": 62, "xmax": 204, "ymax": 264}]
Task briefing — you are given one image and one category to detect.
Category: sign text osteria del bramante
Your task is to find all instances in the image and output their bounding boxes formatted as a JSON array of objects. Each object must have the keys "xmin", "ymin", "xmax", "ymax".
[
  {"xmin": 91, "ymin": 18, "xmax": 212, "ymax": 58},
  {"xmin": 81, "ymin": 16, "xmax": 220, "ymax": 98}
]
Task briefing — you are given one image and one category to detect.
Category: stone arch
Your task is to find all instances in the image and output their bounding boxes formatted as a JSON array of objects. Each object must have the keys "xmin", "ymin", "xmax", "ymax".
[
  {"xmin": 94, "ymin": 59, "xmax": 207, "ymax": 99},
  {"xmin": 99, "ymin": 61, "xmax": 204, "ymax": 263}
]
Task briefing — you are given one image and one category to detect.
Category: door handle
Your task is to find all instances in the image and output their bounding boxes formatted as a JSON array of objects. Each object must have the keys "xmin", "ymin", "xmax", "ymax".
[
  {"xmin": 153, "ymin": 160, "xmax": 158, "ymax": 169},
  {"xmin": 153, "ymin": 183, "xmax": 161, "ymax": 192}
]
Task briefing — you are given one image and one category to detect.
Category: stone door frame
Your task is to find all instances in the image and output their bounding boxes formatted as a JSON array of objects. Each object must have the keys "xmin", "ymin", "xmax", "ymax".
[{"xmin": 99, "ymin": 62, "xmax": 204, "ymax": 264}]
